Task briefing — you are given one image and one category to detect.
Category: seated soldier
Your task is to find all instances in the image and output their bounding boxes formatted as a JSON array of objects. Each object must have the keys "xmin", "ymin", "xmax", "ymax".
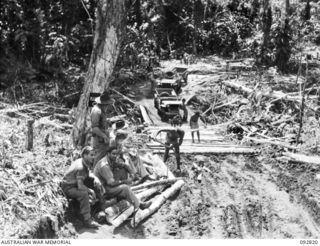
[
  {"xmin": 121, "ymin": 146, "xmax": 156, "ymax": 184},
  {"xmin": 93, "ymin": 147, "xmax": 151, "ymax": 212},
  {"xmin": 61, "ymin": 146, "xmax": 102, "ymax": 228}
]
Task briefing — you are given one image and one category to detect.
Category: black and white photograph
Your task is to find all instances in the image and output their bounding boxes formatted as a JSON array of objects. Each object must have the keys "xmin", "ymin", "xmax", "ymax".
[{"xmin": 1, "ymin": 0, "xmax": 320, "ymax": 242}]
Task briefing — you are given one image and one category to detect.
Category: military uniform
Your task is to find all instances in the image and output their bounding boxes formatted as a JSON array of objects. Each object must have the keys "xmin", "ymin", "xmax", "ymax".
[
  {"xmin": 91, "ymin": 104, "xmax": 110, "ymax": 166},
  {"xmin": 61, "ymin": 158, "xmax": 91, "ymax": 221},
  {"xmin": 93, "ymin": 156, "xmax": 140, "ymax": 208}
]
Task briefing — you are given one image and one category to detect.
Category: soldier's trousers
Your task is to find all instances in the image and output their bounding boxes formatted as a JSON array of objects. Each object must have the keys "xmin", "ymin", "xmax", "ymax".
[
  {"xmin": 93, "ymin": 138, "xmax": 109, "ymax": 167},
  {"xmin": 163, "ymin": 143, "xmax": 181, "ymax": 169},
  {"xmin": 61, "ymin": 184, "xmax": 91, "ymax": 221},
  {"xmin": 104, "ymin": 184, "xmax": 139, "ymax": 209}
]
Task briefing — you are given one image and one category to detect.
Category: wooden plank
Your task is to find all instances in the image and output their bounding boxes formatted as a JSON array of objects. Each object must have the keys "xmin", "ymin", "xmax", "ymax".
[
  {"xmin": 153, "ymin": 147, "xmax": 258, "ymax": 154},
  {"xmin": 147, "ymin": 143, "xmax": 252, "ymax": 148},
  {"xmin": 139, "ymin": 105, "xmax": 154, "ymax": 126}
]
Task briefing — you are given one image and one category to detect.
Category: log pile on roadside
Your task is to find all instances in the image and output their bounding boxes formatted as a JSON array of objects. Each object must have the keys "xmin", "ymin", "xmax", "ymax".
[{"xmin": 96, "ymin": 152, "xmax": 185, "ymax": 228}]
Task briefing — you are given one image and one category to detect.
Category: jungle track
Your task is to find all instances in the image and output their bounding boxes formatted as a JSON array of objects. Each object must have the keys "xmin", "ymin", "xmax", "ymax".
[{"xmin": 78, "ymin": 64, "xmax": 320, "ymax": 239}]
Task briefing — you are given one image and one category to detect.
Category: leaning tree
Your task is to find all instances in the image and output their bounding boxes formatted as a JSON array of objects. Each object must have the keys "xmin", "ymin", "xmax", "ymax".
[{"xmin": 72, "ymin": 0, "xmax": 127, "ymax": 147}]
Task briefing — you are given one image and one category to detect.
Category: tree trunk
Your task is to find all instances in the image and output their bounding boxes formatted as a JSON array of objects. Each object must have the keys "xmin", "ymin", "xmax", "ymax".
[
  {"xmin": 296, "ymin": 57, "xmax": 308, "ymax": 145},
  {"xmin": 192, "ymin": 0, "xmax": 197, "ymax": 55},
  {"xmin": 131, "ymin": 178, "xmax": 181, "ymax": 191},
  {"xmin": 26, "ymin": 119, "xmax": 35, "ymax": 151},
  {"xmin": 260, "ymin": 0, "xmax": 272, "ymax": 65},
  {"xmin": 285, "ymin": 0, "xmax": 290, "ymax": 17},
  {"xmin": 72, "ymin": 0, "xmax": 127, "ymax": 147},
  {"xmin": 135, "ymin": 0, "xmax": 142, "ymax": 27}
]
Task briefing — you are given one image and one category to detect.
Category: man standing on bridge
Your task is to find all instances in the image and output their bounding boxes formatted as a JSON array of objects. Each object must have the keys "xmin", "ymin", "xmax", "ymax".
[
  {"xmin": 190, "ymin": 111, "xmax": 206, "ymax": 143},
  {"xmin": 158, "ymin": 128, "xmax": 185, "ymax": 171}
]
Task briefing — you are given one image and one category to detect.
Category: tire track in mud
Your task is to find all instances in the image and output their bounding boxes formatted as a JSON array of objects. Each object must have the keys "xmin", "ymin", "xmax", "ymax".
[
  {"xmin": 192, "ymin": 155, "xmax": 320, "ymax": 239},
  {"xmin": 113, "ymin": 154, "xmax": 320, "ymax": 239}
]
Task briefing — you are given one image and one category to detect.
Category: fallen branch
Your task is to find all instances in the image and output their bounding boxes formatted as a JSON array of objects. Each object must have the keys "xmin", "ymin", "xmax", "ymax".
[
  {"xmin": 111, "ymin": 88, "xmax": 136, "ymax": 105},
  {"xmin": 271, "ymin": 117, "xmax": 294, "ymax": 126},
  {"xmin": 204, "ymin": 99, "xmax": 248, "ymax": 115},
  {"xmin": 53, "ymin": 113, "xmax": 70, "ymax": 122},
  {"xmin": 244, "ymin": 136, "xmax": 298, "ymax": 150},
  {"xmin": 222, "ymin": 79, "xmax": 302, "ymax": 102},
  {"xmin": 24, "ymin": 180, "xmax": 53, "ymax": 189},
  {"xmin": 131, "ymin": 178, "xmax": 180, "ymax": 191},
  {"xmin": 131, "ymin": 180, "xmax": 185, "ymax": 227}
]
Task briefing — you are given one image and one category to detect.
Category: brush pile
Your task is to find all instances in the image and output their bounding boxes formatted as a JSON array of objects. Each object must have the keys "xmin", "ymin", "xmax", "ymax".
[{"xmin": 0, "ymin": 109, "xmax": 75, "ymax": 238}]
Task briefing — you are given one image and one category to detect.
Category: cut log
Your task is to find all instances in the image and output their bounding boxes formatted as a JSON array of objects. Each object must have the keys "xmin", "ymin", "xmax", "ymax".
[
  {"xmin": 110, "ymin": 187, "xmax": 161, "ymax": 227},
  {"xmin": 136, "ymin": 187, "xmax": 161, "ymax": 201},
  {"xmin": 244, "ymin": 136, "xmax": 298, "ymax": 150},
  {"xmin": 131, "ymin": 180, "xmax": 185, "ymax": 227},
  {"xmin": 139, "ymin": 105, "xmax": 154, "ymax": 125},
  {"xmin": 112, "ymin": 206, "xmax": 135, "ymax": 227},
  {"xmin": 26, "ymin": 119, "xmax": 35, "ymax": 151},
  {"xmin": 282, "ymin": 152, "xmax": 320, "ymax": 165},
  {"xmin": 105, "ymin": 200, "xmax": 131, "ymax": 224},
  {"xmin": 131, "ymin": 178, "xmax": 180, "ymax": 191}
]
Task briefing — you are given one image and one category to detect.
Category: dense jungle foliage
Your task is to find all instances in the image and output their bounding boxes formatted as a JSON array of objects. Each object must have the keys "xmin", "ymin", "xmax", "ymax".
[{"xmin": 1, "ymin": 0, "xmax": 320, "ymax": 103}]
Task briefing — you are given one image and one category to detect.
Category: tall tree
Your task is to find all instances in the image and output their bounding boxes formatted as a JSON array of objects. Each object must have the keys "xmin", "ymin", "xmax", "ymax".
[
  {"xmin": 72, "ymin": 0, "xmax": 127, "ymax": 147},
  {"xmin": 260, "ymin": 0, "xmax": 272, "ymax": 65},
  {"xmin": 304, "ymin": 0, "xmax": 311, "ymax": 21},
  {"xmin": 285, "ymin": 0, "xmax": 290, "ymax": 18}
]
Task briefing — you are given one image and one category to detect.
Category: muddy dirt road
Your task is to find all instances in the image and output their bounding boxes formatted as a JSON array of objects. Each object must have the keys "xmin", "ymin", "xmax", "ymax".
[
  {"xmin": 78, "ymin": 60, "xmax": 320, "ymax": 239},
  {"xmin": 78, "ymin": 154, "xmax": 320, "ymax": 239}
]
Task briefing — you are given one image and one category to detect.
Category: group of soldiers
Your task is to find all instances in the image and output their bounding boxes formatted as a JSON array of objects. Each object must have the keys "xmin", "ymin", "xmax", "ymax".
[
  {"xmin": 60, "ymin": 90, "xmax": 207, "ymax": 228},
  {"xmin": 61, "ymin": 92, "xmax": 153, "ymax": 228}
]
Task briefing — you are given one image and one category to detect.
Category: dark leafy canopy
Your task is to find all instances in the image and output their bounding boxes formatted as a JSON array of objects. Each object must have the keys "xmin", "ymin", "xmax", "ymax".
[
  {"xmin": 0, "ymin": 0, "xmax": 95, "ymax": 91},
  {"xmin": 1, "ymin": 0, "xmax": 320, "ymax": 97}
]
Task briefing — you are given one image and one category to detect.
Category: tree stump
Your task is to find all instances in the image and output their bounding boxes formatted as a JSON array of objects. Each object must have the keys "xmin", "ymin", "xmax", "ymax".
[{"xmin": 26, "ymin": 119, "xmax": 35, "ymax": 151}]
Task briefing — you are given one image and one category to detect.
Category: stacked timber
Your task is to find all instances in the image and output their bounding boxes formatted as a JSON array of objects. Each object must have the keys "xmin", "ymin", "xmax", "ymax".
[{"xmin": 103, "ymin": 153, "xmax": 184, "ymax": 227}]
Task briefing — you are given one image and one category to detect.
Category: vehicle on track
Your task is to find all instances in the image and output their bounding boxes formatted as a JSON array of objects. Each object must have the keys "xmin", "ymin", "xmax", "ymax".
[{"xmin": 154, "ymin": 88, "xmax": 182, "ymax": 122}]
